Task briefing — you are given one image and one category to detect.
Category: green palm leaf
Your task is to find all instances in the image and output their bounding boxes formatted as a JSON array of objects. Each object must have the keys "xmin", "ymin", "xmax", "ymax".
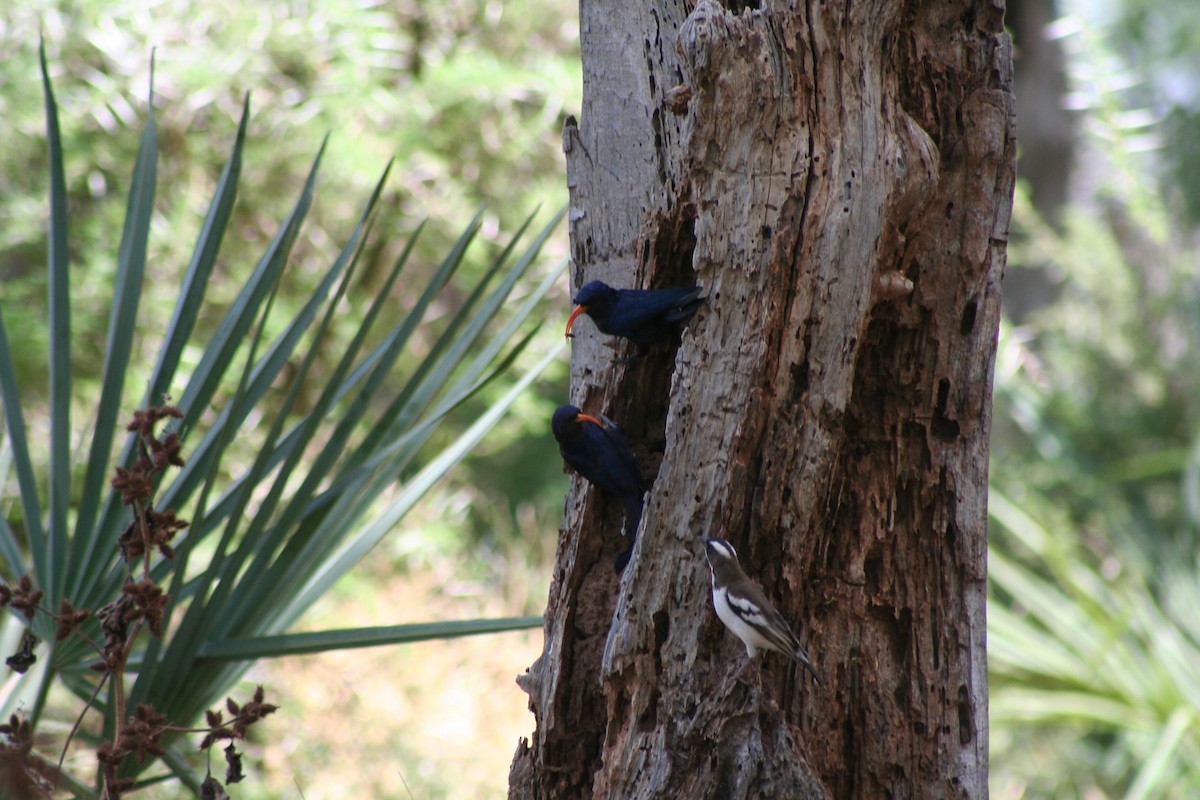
[{"xmin": 0, "ymin": 48, "xmax": 561, "ymax": 793}]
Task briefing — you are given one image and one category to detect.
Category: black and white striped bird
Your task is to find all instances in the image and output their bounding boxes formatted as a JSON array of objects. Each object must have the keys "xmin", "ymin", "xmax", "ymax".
[{"xmin": 704, "ymin": 537, "xmax": 823, "ymax": 686}]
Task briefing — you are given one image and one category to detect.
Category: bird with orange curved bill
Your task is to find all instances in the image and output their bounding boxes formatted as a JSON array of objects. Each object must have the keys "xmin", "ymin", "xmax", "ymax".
[
  {"xmin": 565, "ymin": 280, "xmax": 704, "ymax": 357},
  {"xmin": 552, "ymin": 405, "xmax": 646, "ymax": 571}
]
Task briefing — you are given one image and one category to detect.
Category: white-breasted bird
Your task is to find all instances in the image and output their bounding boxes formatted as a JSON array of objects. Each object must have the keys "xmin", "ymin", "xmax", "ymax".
[{"xmin": 704, "ymin": 537, "xmax": 823, "ymax": 686}]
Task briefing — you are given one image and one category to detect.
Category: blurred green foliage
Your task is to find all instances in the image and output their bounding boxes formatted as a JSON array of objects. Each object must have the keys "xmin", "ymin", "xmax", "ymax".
[
  {"xmin": 990, "ymin": 189, "xmax": 1200, "ymax": 794},
  {"xmin": 989, "ymin": 5, "xmax": 1200, "ymax": 796},
  {"xmin": 0, "ymin": 0, "xmax": 582, "ymax": 560},
  {"xmin": 2, "ymin": 38, "xmax": 562, "ymax": 796},
  {"xmin": 1062, "ymin": 0, "xmax": 1200, "ymax": 223}
]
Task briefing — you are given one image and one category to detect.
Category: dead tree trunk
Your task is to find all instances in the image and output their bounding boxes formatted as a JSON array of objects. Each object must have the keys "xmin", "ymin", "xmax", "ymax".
[{"xmin": 511, "ymin": 1, "xmax": 1013, "ymax": 798}]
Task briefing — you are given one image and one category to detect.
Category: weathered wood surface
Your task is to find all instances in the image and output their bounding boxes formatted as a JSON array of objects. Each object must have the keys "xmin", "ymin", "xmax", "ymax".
[{"xmin": 512, "ymin": 1, "xmax": 1013, "ymax": 797}]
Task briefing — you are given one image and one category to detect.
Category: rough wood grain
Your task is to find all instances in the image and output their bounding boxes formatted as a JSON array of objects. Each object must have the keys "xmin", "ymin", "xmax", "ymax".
[{"xmin": 512, "ymin": 1, "xmax": 1013, "ymax": 797}]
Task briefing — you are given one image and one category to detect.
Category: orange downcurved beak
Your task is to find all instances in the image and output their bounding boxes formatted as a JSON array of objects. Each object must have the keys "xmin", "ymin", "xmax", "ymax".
[
  {"xmin": 565, "ymin": 304, "xmax": 588, "ymax": 338},
  {"xmin": 574, "ymin": 412, "xmax": 605, "ymax": 428}
]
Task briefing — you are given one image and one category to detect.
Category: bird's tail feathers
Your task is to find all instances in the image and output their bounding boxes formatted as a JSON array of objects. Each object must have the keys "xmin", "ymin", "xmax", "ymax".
[
  {"xmin": 613, "ymin": 495, "xmax": 643, "ymax": 574},
  {"xmin": 623, "ymin": 493, "xmax": 644, "ymax": 541},
  {"xmin": 614, "ymin": 547, "xmax": 632, "ymax": 573},
  {"xmin": 664, "ymin": 289, "xmax": 705, "ymax": 324},
  {"xmin": 795, "ymin": 649, "xmax": 824, "ymax": 687}
]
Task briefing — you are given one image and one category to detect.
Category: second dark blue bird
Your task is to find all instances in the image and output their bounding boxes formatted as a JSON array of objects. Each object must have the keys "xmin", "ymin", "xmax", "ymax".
[
  {"xmin": 565, "ymin": 280, "xmax": 704, "ymax": 356},
  {"xmin": 551, "ymin": 405, "xmax": 646, "ymax": 571}
]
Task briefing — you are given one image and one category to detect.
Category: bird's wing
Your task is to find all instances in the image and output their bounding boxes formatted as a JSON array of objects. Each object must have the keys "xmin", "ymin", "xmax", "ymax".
[
  {"xmin": 659, "ymin": 286, "xmax": 704, "ymax": 324},
  {"xmin": 608, "ymin": 287, "xmax": 702, "ymax": 330},
  {"xmin": 565, "ymin": 424, "xmax": 643, "ymax": 498},
  {"xmin": 724, "ymin": 583, "xmax": 801, "ymax": 656}
]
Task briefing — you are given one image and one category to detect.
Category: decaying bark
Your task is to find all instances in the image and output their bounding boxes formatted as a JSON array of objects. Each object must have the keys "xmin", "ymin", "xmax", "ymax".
[{"xmin": 511, "ymin": 1, "xmax": 1013, "ymax": 798}]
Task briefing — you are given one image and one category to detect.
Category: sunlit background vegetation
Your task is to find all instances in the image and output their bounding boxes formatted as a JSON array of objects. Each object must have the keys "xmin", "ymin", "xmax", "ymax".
[{"xmin": 2, "ymin": 0, "xmax": 1199, "ymax": 797}]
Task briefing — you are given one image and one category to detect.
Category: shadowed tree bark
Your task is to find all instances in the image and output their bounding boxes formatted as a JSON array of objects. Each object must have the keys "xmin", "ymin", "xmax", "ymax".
[{"xmin": 511, "ymin": 1, "xmax": 1014, "ymax": 798}]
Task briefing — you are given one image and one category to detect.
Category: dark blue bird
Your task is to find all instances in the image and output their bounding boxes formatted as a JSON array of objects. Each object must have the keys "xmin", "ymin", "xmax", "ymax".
[
  {"xmin": 565, "ymin": 280, "xmax": 704, "ymax": 356},
  {"xmin": 551, "ymin": 405, "xmax": 646, "ymax": 571}
]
